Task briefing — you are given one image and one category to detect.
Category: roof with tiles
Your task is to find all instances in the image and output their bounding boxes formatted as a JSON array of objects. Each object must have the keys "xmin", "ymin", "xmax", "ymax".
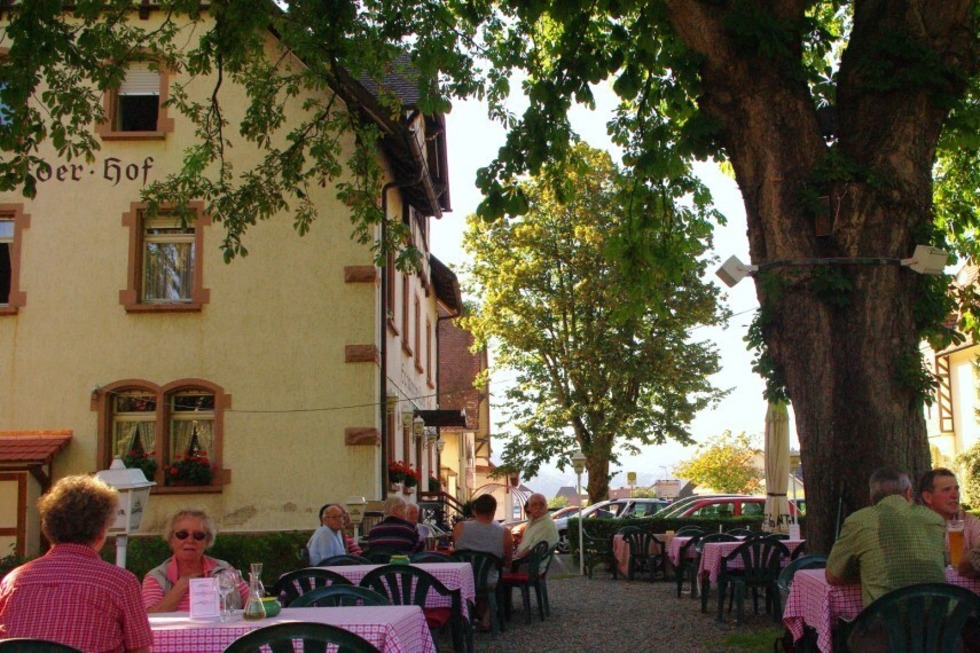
[{"xmin": 0, "ymin": 430, "xmax": 73, "ymax": 464}]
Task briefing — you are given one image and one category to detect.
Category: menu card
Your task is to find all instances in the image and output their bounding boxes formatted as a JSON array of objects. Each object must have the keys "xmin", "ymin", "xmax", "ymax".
[{"xmin": 189, "ymin": 577, "xmax": 221, "ymax": 620}]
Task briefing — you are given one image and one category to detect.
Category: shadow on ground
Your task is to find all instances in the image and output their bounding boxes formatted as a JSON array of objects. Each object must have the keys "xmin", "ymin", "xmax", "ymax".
[{"xmin": 435, "ymin": 555, "xmax": 783, "ymax": 653}]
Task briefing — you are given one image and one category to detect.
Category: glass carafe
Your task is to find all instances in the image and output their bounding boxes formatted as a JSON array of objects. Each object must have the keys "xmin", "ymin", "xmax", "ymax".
[
  {"xmin": 250, "ymin": 562, "xmax": 266, "ymax": 597},
  {"xmin": 242, "ymin": 572, "xmax": 266, "ymax": 621}
]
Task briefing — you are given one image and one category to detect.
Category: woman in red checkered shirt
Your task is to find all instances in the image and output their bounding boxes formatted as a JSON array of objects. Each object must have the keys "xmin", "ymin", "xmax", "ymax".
[
  {"xmin": 0, "ymin": 475, "xmax": 152, "ymax": 652},
  {"xmin": 142, "ymin": 509, "xmax": 249, "ymax": 612}
]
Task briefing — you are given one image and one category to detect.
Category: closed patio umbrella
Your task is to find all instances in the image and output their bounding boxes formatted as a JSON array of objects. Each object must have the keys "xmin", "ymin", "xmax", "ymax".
[{"xmin": 763, "ymin": 401, "xmax": 791, "ymax": 533}]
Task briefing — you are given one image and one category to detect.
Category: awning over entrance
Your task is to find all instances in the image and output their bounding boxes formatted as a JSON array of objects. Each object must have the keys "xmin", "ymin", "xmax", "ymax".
[
  {"xmin": 0, "ymin": 430, "xmax": 72, "ymax": 488},
  {"xmin": 415, "ymin": 409, "xmax": 467, "ymax": 427}
]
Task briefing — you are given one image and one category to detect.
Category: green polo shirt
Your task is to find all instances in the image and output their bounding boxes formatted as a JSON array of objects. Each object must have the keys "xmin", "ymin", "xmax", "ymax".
[{"xmin": 826, "ymin": 493, "xmax": 946, "ymax": 607}]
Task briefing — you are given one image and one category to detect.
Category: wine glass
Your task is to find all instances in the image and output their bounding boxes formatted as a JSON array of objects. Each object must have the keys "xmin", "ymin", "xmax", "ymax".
[{"xmin": 215, "ymin": 569, "xmax": 242, "ymax": 621}]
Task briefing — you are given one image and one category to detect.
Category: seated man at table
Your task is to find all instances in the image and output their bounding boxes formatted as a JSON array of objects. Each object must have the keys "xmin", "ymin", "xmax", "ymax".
[
  {"xmin": 826, "ymin": 466, "xmax": 945, "ymax": 608},
  {"xmin": 918, "ymin": 467, "xmax": 980, "ymax": 574},
  {"xmin": 308, "ymin": 503, "xmax": 353, "ymax": 565},
  {"xmin": 0, "ymin": 475, "xmax": 152, "ymax": 652},
  {"xmin": 406, "ymin": 502, "xmax": 433, "ymax": 542},
  {"xmin": 367, "ymin": 496, "xmax": 423, "ymax": 553},
  {"xmin": 514, "ymin": 493, "xmax": 559, "ymax": 561}
]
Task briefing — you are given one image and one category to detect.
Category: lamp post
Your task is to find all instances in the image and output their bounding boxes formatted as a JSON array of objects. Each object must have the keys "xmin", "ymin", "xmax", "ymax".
[
  {"xmin": 570, "ymin": 449, "xmax": 587, "ymax": 576},
  {"xmin": 94, "ymin": 458, "xmax": 155, "ymax": 568}
]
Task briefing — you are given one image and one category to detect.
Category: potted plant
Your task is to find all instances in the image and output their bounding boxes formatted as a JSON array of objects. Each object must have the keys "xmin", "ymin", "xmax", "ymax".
[
  {"xmin": 166, "ymin": 450, "xmax": 214, "ymax": 486},
  {"xmin": 402, "ymin": 464, "xmax": 421, "ymax": 494},
  {"xmin": 121, "ymin": 449, "xmax": 157, "ymax": 481},
  {"xmin": 387, "ymin": 460, "xmax": 407, "ymax": 491},
  {"xmin": 428, "ymin": 474, "xmax": 441, "ymax": 492}
]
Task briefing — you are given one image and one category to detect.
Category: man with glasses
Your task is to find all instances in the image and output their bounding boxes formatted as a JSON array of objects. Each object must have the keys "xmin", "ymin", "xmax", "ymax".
[
  {"xmin": 307, "ymin": 504, "xmax": 351, "ymax": 565},
  {"xmin": 515, "ymin": 493, "xmax": 559, "ymax": 560}
]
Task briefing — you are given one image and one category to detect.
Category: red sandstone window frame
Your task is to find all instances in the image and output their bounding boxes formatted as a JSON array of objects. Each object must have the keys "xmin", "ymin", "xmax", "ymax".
[
  {"xmin": 119, "ymin": 202, "xmax": 211, "ymax": 313},
  {"xmin": 414, "ymin": 297, "xmax": 423, "ymax": 373},
  {"xmin": 0, "ymin": 203, "xmax": 29, "ymax": 316},
  {"xmin": 93, "ymin": 378, "xmax": 230, "ymax": 494},
  {"xmin": 425, "ymin": 317, "xmax": 433, "ymax": 388},
  {"xmin": 96, "ymin": 60, "xmax": 175, "ymax": 141},
  {"xmin": 401, "ymin": 273, "xmax": 412, "ymax": 356}
]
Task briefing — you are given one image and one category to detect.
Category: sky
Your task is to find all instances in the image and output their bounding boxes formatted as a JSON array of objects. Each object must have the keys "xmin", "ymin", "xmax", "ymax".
[{"xmin": 430, "ymin": 88, "xmax": 799, "ymax": 497}]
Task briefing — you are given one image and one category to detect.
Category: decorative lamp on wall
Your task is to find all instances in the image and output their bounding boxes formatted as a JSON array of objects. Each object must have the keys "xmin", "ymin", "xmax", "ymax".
[
  {"xmin": 95, "ymin": 458, "xmax": 155, "ymax": 568},
  {"xmin": 413, "ymin": 415, "xmax": 425, "ymax": 440}
]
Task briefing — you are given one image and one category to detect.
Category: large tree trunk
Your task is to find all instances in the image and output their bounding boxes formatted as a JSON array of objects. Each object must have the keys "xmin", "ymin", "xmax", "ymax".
[{"xmin": 665, "ymin": 0, "xmax": 976, "ymax": 553}]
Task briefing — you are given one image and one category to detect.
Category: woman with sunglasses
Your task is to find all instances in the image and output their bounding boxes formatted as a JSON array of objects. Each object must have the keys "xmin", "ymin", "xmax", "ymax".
[{"xmin": 142, "ymin": 508, "xmax": 248, "ymax": 612}]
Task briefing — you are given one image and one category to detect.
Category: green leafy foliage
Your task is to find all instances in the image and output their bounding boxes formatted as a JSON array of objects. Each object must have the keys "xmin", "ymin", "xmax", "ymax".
[
  {"xmin": 956, "ymin": 439, "xmax": 980, "ymax": 508},
  {"xmin": 674, "ymin": 430, "xmax": 764, "ymax": 495},
  {"xmin": 461, "ymin": 143, "xmax": 727, "ymax": 500}
]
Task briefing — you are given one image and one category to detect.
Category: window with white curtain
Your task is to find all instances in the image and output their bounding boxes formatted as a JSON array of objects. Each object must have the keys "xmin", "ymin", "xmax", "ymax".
[
  {"xmin": 170, "ymin": 391, "xmax": 215, "ymax": 460},
  {"xmin": 142, "ymin": 212, "xmax": 195, "ymax": 303},
  {"xmin": 111, "ymin": 391, "xmax": 157, "ymax": 458}
]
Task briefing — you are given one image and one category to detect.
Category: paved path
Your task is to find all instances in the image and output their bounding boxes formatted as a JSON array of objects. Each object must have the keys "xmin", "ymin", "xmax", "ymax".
[{"xmin": 438, "ymin": 555, "xmax": 781, "ymax": 652}]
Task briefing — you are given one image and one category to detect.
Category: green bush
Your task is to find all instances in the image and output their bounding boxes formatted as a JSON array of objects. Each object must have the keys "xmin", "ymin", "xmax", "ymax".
[
  {"xmin": 102, "ymin": 530, "xmax": 313, "ymax": 587},
  {"xmin": 956, "ymin": 441, "xmax": 980, "ymax": 507}
]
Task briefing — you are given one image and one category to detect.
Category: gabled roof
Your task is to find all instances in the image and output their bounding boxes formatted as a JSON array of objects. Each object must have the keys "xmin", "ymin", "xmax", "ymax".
[{"xmin": 430, "ymin": 254, "xmax": 462, "ymax": 316}]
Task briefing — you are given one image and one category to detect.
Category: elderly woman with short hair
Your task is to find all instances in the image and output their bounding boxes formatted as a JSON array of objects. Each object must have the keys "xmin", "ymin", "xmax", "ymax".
[
  {"xmin": 0, "ymin": 475, "xmax": 152, "ymax": 652},
  {"xmin": 142, "ymin": 508, "xmax": 248, "ymax": 612}
]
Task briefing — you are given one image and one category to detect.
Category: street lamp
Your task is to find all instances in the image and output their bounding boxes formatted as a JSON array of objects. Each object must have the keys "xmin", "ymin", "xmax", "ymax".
[
  {"xmin": 95, "ymin": 458, "xmax": 155, "ymax": 568},
  {"xmin": 345, "ymin": 496, "xmax": 367, "ymax": 540},
  {"xmin": 570, "ymin": 449, "xmax": 587, "ymax": 576}
]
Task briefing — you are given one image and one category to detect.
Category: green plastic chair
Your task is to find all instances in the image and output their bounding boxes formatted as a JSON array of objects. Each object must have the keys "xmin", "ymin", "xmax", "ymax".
[
  {"xmin": 836, "ymin": 582, "xmax": 980, "ymax": 653},
  {"xmin": 453, "ymin": 549, "xmax": 505, "ymax": 636},
  {"xmin": 221, "ymin": 621, "xmax": 379, "ymax": 653},
  {"xmin": 715, "ymin": 537, "xmax": 790, "ymax": 624},
  {"xmin": 360, "ymin": 564, "xmax": 470, "ymax": 653},
  {"xmin": 410, "ymin": 551, "xmax": 456, "ymax": 563},
  {"xmin": 270, "ymin": 567, "xmax": 352, "ymax": 606},
  {"xmin": 318, "ymin": 554, "xmax": 371, "ymax": 566},
  {"xmin": 582, "ymin": 529, "xmax": 615, "ymax": 579},
  {"xmin": 0, "ymin": 640, "xmax": 83, "ymax": 653},
  {"xmin": 674, "ymin": 532, "xmax": 705, "ymax": 598},
  {"xmin": 673, "ymin": 525, "xmax": 705, "ymax": 537},
  {"xmin": 500, "ymin": 540, "xmax": 553, "ymax": 625},
  {"xmin": 618, "ymin": 526, "xmax": 666, "ymax": 581},
  {"xmin": 694, "ymin": 532, "xmax": 739, "ymax": 611},
  {"xmin": 289, "ymin": 584, "xmax": 391, "ymax": 607},
  {"xmin": 725, "ymin": 527, "xmax": 756, "ymax": 537},
  {"xmin": 363, "ymin": 545, "xmax": 401, "ymax": 564}
]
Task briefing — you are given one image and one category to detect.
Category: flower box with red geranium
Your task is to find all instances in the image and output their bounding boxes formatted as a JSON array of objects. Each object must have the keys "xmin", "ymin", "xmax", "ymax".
[
  {"xmin": 428, "ymin": 475, "xmax": 442, "ymax": 492},
  {"xmin": 388, "ymin": 461, "xmax": 409, "ymax": 486},
  {"xmin": 121, "ymin": 449, "xmax": 157, "ymax": 481},
  {"xmin": 402, "ymin": 464, "xmax": 422, "ymax": 489},
  {"xmin": 166, "ymin": 450, "xmax": 214, "ymax": 486}
]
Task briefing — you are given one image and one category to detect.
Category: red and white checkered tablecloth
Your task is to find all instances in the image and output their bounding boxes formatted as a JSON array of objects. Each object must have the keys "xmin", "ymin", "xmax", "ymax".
[
  {"xmin": 149, "ymin": 605, "xmax": 435, "ymax": 653},
  {"xmin": 321, "ymin": 562, "xmax": 476, "ymax": 609},
  {"xmin": 667, "ymin": 536, "xmax": 695, "ymax": 567},
  {"xmin": 699, "ymin": 539, "xmax": 805, "ymax": 582},
  {"xmin": 781, "ymin": 569, "xmax": 861, "ymax": 653},
  {"xmin": 781, "ymin": 567, "xmax": 980, "ymax": 653}
]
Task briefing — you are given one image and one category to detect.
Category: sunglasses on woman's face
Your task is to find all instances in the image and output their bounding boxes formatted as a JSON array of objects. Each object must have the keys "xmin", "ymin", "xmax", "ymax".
[{"xmin": 173, "ymin": 530, "xmax": 207, "ymax": 541}]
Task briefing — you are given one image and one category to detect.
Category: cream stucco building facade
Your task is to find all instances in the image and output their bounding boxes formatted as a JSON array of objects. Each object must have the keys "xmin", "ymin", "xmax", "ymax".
[{"xmin": 0, "ymin": 9, "xmax": 466, "ymax": 555}]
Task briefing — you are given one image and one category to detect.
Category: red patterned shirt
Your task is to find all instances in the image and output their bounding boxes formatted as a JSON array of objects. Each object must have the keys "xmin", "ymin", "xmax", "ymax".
[{"xmin": 0, "ymin": 543, "xmax": 152, "ymax": 652}]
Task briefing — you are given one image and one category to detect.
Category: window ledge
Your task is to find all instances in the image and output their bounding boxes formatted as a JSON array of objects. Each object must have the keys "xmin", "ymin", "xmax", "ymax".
[
  {"xmin": 124, "ymin": 302, "xmax": 203, "ymax": 313},
  {"xmin": 99, "ymin": 131, "xmax": 169, "ymax": 141},
  {"xmin": 0, "ymin": 307, "xmax": 18, "ymax": 316},
  {"xmin": 152, "ymin": 484, "xmax": 223, "ymax": 495}
]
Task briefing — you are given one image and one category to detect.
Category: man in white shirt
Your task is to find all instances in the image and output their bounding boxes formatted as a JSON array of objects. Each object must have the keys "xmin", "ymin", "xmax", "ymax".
[
  {"xmin": 515, "ymin": 493, "xmax": 558, "ymax": 559},
  {"xmin": 307, "ymin": 504, "xmax": 348, "ymax": 565}
]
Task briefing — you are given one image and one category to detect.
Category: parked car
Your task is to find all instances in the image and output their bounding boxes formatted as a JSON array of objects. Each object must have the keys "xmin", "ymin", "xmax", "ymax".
[
  {"xmin": 508, "ymin": 505, "xmax": 580, "ymax": 547},
  {"xmin": 654, "ymin": 495, "xmax": 802, "ymax": 520},
  {"xmin": 551, "ymin": 498, "xmax": 668, "ymax": 553}
]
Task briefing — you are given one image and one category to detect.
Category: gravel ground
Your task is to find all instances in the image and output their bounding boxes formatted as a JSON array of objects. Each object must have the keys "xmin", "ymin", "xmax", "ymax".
[{"xmin": 436, "ymin": 555, "xmax": 783, "ymax": 653}]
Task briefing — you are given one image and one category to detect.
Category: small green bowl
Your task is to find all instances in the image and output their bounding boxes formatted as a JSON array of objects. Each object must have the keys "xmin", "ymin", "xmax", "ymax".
[
  {"xmin": 390, "ymin": 554, "xmax": 411, "ymax": 565},
  {"xmin": 260, "ymin": 596, "xmax": 282, "ymax": 617}
]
